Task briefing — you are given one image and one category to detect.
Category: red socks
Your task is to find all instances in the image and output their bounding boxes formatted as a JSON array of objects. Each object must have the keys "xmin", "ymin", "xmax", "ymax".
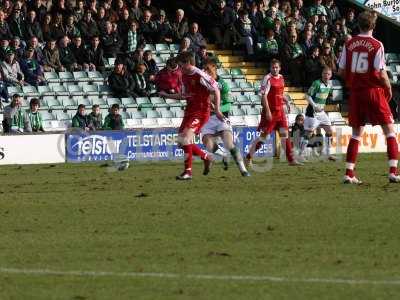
[
  {"xmin": 387, "ymin": 135, "xmax": 398, "ymax": 175},
  {"xmin": 192, "ymin": 144, "xmax": 208, "ymax": 160},
  {"xmin": 182, "ymin": 145, "xmax": 193, "ymax": 173},
  {"xmin": 345, "ymin": 137, "xmax": 360, "ymax": 178},
  {"xmin": 285, "ymin": 138, "xmax": 294, "ymax": 163}
]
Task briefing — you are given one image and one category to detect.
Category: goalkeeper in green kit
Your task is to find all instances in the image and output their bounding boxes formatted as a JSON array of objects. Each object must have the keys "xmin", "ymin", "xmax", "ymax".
[{"xmin": 200, "ymin": 59, "xmax": 250, "ymax": 177}]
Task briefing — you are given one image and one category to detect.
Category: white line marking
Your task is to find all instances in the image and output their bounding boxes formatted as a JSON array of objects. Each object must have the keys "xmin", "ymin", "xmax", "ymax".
[{"xmin": 1, "ymin": 267, "xmax": 400, "ymax": 285}]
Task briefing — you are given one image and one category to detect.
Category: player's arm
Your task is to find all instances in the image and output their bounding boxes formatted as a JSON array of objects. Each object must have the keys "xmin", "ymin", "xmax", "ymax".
[
  {"xmin": 260, "ymin": 76, "xmax": 272, "ymax": 121},
  {"xmin": 375, "ymin": 46, "xmax": 392, "ymax": 101},
  {"xmin": 337, "ymin": 45, "xmax": 346, "ymax": 80},
  {"xmin": 158, "ymin": 91, "xmax": 188, "ymax": 100},
  {"xmin": 200, "ymin": 70, "xmax": 224, "ymax": 120},
  {"xmin": 283, "ymin": 93, "xmax": 291, "ymax": 113},
  {"xmin": 306, "ymin": 81, "xmax": 322, "ymax": 112}
]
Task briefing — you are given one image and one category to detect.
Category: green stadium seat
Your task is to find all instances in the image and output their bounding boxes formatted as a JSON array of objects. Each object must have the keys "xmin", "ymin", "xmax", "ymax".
[
  {"xmin": 143, "ymin": 44, "xmax": 156, "ymax": 52},
  {"xmin": 7, "ymin": 86, "xmax": 22, "ymax": 97},
  {"xmin": 19, "ymin": 98, "xmax": 29, "ymax": 107},
  {"xmin": 230, "ymin": 106, "xmax": 245, "ymax": 116},
  {"xmin": 386, "ymin": 53, "xmax": 400, "ymax": 64},
  {"xmin": 87, "ymin": 71, "xmax": 104, "ymax": 83},
  {"xmin": 253, "ymin": 81, "xmax": 261, "ymax": 91},
  {"xmin": 98, "ymin": 84, "xmax": 112, "ymax": 96},
  {"xmin": 230, "ymin": 68, "xmax": 245, "ymax": 79},
  {"xmin": 125, "ymin": 118, "xmax": 142, "ymax": 128},
  {"xmin": 22, "ymin": 85, "xmax": 40, "ymax": 97},
  {"xmin": 165, "ymin": 98, "xmax": 182, "ymax": 107},
  {"xmin": 157, "ymin": 117, "xmax": 173, "ymax": 127},
  {"xmin": 217, "ymin": 68, "xmax": 232, "ymax": 80},
  {"xmin": 41, "ymin": 111, "xmax": 55, "ymax": 121},
  {"xmin": 73, "ymin": 71, "xmax": 89, "ymax": 82},
  {"xmin": 248, "ymin": 94, "xmax": 261, "ymax": 103},
  {"xmin": 58, "ymin": 71, "xmax": 74, "ymax": 82},
  {"xmin": 120, "ymin": 111, "xmax": 130, "ymax": 119},
  {"xmin": 51, "ymin": 84, "xmax": 69, "ymax": 96},
  {"xmin": 59, "ymin": 96, "xmax": 75, "ymax": 109},
  {"xmin": 226, "ymin": 80, "xmax": 241, "ymax": 92},
  {"xmin": 121, "ymin": 97, "xmax": 137, "ymax": 108},
  {"xmin": 244, "ymin": 115, "xmax": 259, "ymax": 127},
  {"xmin": 239, "ymin": 81, "xmax": 255, "ymax": 92},
  {"xmin": 75, "ymin": 97, "xmax": 91, "ymax": 106},
  {"xmin": 108, "ymin": 57, "xmax": 116, "ymax": 67},
  {"xmin": 90, "ymin": 96, "xmax": 108, "ymax": 108},
  {"xmin": 332, "ymin": 89, "xmax": 343, "ymax": 102},
  {"xmin": 141, "ymin": 117, "xmax": 158, "ymax": 128},
  {"xmin": 169, "ymin": 44, "xmax": 179, "ymax": 53},
  {"xmin": 46, "ymin": 98, "xmax": 64, "ymax": 110},
  {"xmin": 132, "ymin": 111, "xmax": 145, "ymax": 119},
  {"xmin": 160, "ymin": 110, "xmax": 174, "ymax": 118},
  {"xmin": 67, "ymin": 84, "xmax": 84, "ymax": 96},
  {"xmin": 246, "ymin": 106, "xmax": 260, "ymax": 115},
  {"xmin": 155, "ymin": 43, "xmax": 170, "ymax": 54},
  {"xmin": 55, "ymin": 111, "xmax": 70, "ymax": 121},
  {"xmin": 37, "ymin": 85, "xmax": 55, "ymax": 96},
  {"xmin": 136, "ymin": 96, "xmax": 151, "ymax": 105},
  {"xmin": 106, "ymin": 97, "xmax": 121, "ymax": 106},
  {"xmin": 229, "ymin": 115, "xmax": 245, "ymax": 126},
  {"xmin": 44, "ymin": 71, "xmax": 60, "ymax": 83},
  {"xmin": 174, "ymin": 109, "xmax": 184, "ymax": 118},
  {"xmin": 160, "ymin": 53, "xmax": 171, "ymax": 61},
  {"xmin": 236, "ymin": 94, "xmax": 251, "ymax": 105},
  {"xmin": 82, "ymin": 84, "xmax": 99, "ymax": 96},
  {"xmin": 146, "ymin": 110, "xmax": 160, "ymax": 118}
]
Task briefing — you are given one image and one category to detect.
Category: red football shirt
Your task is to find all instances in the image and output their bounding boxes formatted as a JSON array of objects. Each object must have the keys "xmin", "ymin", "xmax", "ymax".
[
  {"xmin": 338, "ymin": 34, "xmax": 385, "ymax": 90},
  {"xmin": 182, "ymin": 67, "xmax": 218, "ymax": 116},
  {"xmin": 260, "ymin": 73, "xmax": 285, "ymax": 112}
]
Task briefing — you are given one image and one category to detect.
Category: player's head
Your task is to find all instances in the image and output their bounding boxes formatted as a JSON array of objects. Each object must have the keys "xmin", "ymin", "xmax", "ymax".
[
  {"xmin": 270, "ymin": 59, "xmax": 281, "ymax": 76},
  {"xmin": 203, "ymin": 58, "xmax": 218, "ymax": 79},
  {"xmin": 178, "ymin": 51, "xmax": 195, "ymax": 73},
  {"xmin": 321, "ymin": 67, "xmax": 332, "ymax": 82},
  {"xmin": 358, "ymin": 10, "xmax": 377, "ymax": 33}
]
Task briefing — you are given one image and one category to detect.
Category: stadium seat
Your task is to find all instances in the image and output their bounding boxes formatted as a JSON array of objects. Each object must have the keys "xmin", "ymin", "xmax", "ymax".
[
  {"xmin": 46, "ymin": 98, "xmax": 63, "ymax": 110},
  {"xmin": 226, "ymin": 80, "xmax": 241, "ymax": 92},
  {"xmin": 230, "ymin": 106, "xmax": 245, "ymax": 116},
  {"xmin": 253, "ymin": 81, "xmax": 261, "ymax": 91},
  {"xmin": 160, "ymin": 53, "xmax": 171, "ymax": 61},
  {"xmin": 7, "ymin": 85, "xmax": 22, "ymax": 97},
  {"xmin": 217, "ymin": 68, "xmax": 232, "ymax": 80},
  {"xmin": 60, "ymin": 97, "xmax": 76, "ymax": 110},
  {"xmin": 154, "ymin": 56, "xmax": 165, "ymax": 68},
  {"xmin": 131, "ymin": 111, "xmax": 145, "ymax": 119},
  {"xmin": 37, "ymin": 85, "xmax": 55, "ymax": 96},
  {"xmin": 120, "ymin": 111, "xmax": 130, "ymax": 119},
  {"xmin": 146, "ymin": 110, "xmax": 161, "ymax": 118},
  {"xmin": 155, "ymin": 43, "xmax": 170, "ymax": 54},
  {"xmin": 87, "ymin": 71, "xmax": 104, "ymax": 83},
  {"xmin": 22, "ymin": 85, "xmax": 39, "ymax": 97},
  {"xmin": 171, "ymin": 117, "xmax": 182, "ymax": 127},
  {"xmin": 82, "ymin": 84, "xmax": 99, "ymax": 96},
  {"xmin": 328, "ymin": 112, "xmax": 346, "ymax": 125},
  {"xmin": 41, "ymin": 111, "xmax": 55, "ymax": 121},
  {"xmin": 98, "ymin": 84, "xmax": 112, "ymax": 96},
  {"xmin": 73, "ymin": 71, "xmax": 89, "ymax": 82},
  {"xmin": 19, "ymin": 98, "xmax": 29, "ymax": 107},
  {"xmin": 143, "ymin": 44, "xmax": 156, "ymax": 52},
  {"xmin": 150, "ymin": 96, "xmax": 168, "ymax": 108},
  {"xmin": 67, "ymin": 84, "xmax": 84, "ymax": 96},
  {"xmin": 157, "ymin": 117, "xmax": 173, "ymax": 127},
  {"xmin": 136, "ymin": 97, "xmax": 151, "ymax": 109},
  {"xmin": 141, "ymin": 118, "xmax": 158, "ymax": 128},
  {"xmin": 55, "ymin": 111, "xmax": 70, "ymax": 121},
  {"xmin": 108, "ymin": 57, "xmax": 116, "ymax": 67},
  {"xmin": 229, "ymin": 115, "xmax": 245, "ymax": 126},
  {"xmin": 121, "ymin": 97, "xmax": 137, "ymax": 108},
  {"xmin": 44, "ymin": 71, "xmax": 60, "ymax": 83},
  {"xmin": 58, "ymin": 71, "xmax": 74, "ymax": 83},
  {"xmin": 165, "ymin": 98, "xmax": 182, "ymax": 107},
  {"xmin": 106, "ymin": 97, "xmax": 121, "ymax": 106},
  {"xmin": 239, "ymin": 81, "xmax": 255, "ymax": 92},
  {"xmin": 169, "ymin": 44, "xmax": 179, "ymax": 53},
  {"xmin": 174, "ymin": 109, "xmax": 184, "ymax": 118},
  {"xmin": 91, "ymin": 96, "xmax": 108, "ymax": 108},
  {"xmin": 386, "ymin": 53, "xmax": 400, "ymax": 64},
  {"xmin": 236, "ymin": 94, "xmax": 251, "ymax": 105},
  {"xmin": 244, "ymin": 115, "xmax": 259, "ymax": 127},
  {"xmin": 51, "ymin": 84, "xmax": 69, "ymax": 96},
  {"xmin": 160, "ymin": 110, "xmax": 174, "ymax": 118},
  {"xmin": 332, "ymin": 89, "xmax": 343, "ymax": 102},
  {"xmin": 248, "ymin": 94, "xmax": 261, "ymax": 104},
  {"xmin": 126, "ymin": 118, "xmax": 142, "ymax": 128},
  {"xmin": 230, "ymin": 68, "xmax": 245, "ymax": 79}
]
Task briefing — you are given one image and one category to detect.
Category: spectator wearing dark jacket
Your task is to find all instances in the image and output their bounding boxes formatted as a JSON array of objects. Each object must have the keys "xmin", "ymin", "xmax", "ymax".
[
  {"xmin": 101, "ymin": 21, "xmax": 122, "ymax": 58},
  {"xmin": 195, "ymin": 46, "xmax": 209, "ymax": 69},
  {"xmin": 9, "ymin": 37, "xmax": 25, "ymax": 61},
  {"xmin": 143, "ymin": 50, "xmax": 158, "ymax": 82},
  {"xmin": 155, "ymin": 10, "xmax": 173, "ymax": 43},
  {"xmin": 70, "ymin": 36, "xmax": 86, "ymax": 68},
  {"xmin": 29, "ymin": 0, "xmax": 48, "ymax": 23},
  {"xmin": 79, "ymin": 10, "xmax": 100, "ymax": 44},
  {"xmin": 235, "ymin": 9, "xmax": 256, "ymax": 57},
  {"xmin": 87, "ymin": 104, "xmax": 103, "ymax": 130},
  {"xmin": 118, "ymin": 8, "xmax": 132, "ymax": 50},
  {"xmin": 140, "ymin": 10, "xmax": 157, "ymax": 44},
  {"xmin": 19, "ymin": 47, "xmax": 45, "ymax": 86},
  {"xmin": 141, "ymin": 0, "xmax": 158, "ymax": 18},
  {"xmin": 25, "ymin": 10, "xmax": 43, "ymax": 42},
  {"xmin": 304, "ymin": 46, "xmax": 322, "ymax": 87},
  {"xmin": 170, "ymin": 9, "xmax": 189, "ymax": 43},
  {"xmin": 129, "ymin": 0, "xmax": 142, "ymax": 22},
  {"xmin": 49, "ymin": 13, "xmax": 66, "ymax": 42},
  {"xmin": 103, "ymin": 104, "xmax": 124, "ymax": 130},
  {"xmin": 64, "ymin": 14, "xmax": 81, "ymax": 39},
  {"xmin": 84, "ymin": 36, "xmax": 105, "ymax": 71},
  {"xmin": 209, "ymin": 0, "xmax": 236, "ymax": 49},
  {"xmin": 126, "ymin": 21, "xmax": 145, "ymax": 53},
  {"xmin": 0, "ymin": 10, "xmax": 12, "ymax": 40},
  {"xmin": 282, "ymin": 31, "xmax": 305, "ymax": 86},
  {"xmin": 184, "ymin": 22, "xmax": 206, "ymax": 52},
  {"xmin": 72, "ymin": 104, "xmax": 91, "ymax": 130},
  {"xmin": 43, "ymin": 39, "xmax": 65, "ymax": 72},
  {"xmin": 9, "ymin": 8, "xmax": 26, "ymax": 40},
  {"xmin": 133, "ymin": 62, "xmax": 151, "ymax": 97},
  {"xmin": 59, "ymin": 35, "xmax": 81, "ymax": 71},
  {"xmin": 108, "ymin": 62, "xmax": 138, "ymax": 98}
]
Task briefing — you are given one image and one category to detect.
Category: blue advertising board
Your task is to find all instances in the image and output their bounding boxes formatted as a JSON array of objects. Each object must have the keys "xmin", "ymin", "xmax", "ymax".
[{"xmin": 65, "ymin": 127, "xmax": 275, "ymax": 162}]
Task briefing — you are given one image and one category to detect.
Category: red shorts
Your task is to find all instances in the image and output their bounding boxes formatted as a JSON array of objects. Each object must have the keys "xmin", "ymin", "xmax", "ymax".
[
  {"xmin": 349, "ymin": 88, "xmax": 393, "ymax": 127},
  {"xmin": 258, "ymin": 110, "xmax": 288, "ymax": 134},
  {"xmin": 179, "ymin": 114, "xmax": 209, "ymax": 135}
]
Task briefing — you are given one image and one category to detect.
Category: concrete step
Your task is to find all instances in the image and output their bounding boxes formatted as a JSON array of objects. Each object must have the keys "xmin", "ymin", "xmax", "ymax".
[
  {"xmin": 222, "ymin": 61, "xmax": 257, "ymax": 68},
  {"xmin": 218, "ymin": 55, "xmax": 244, "ymax": 63},
  {"xmin": 325, "ymin": 104, "xmax": 340, "ymax": 112},
  {"xmin": 207, "ymin": 44, "xmax": 217, "ymax": 50},
  {"xmin": 289, "ymin": 92, "xmax": 307, "ymax": 100},
  {"xmin": 241, "ymin": 68, "xmax": 267, "ymax": 75},
  {"xmin": 245, "ymin": 74, "xmax": 264, "ymax": 81}
]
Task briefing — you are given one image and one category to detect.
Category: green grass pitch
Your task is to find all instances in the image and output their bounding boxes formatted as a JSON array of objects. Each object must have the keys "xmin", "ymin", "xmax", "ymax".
[{"xmin": 1, "ymin": 153, "xmax": 400, "ymax": 299}]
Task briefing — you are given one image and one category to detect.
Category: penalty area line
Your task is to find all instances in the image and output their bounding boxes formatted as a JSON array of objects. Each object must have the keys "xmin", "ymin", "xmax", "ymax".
[{"xmin": 0, "ymin": 267, "xmax": 400, "ymax": 285}]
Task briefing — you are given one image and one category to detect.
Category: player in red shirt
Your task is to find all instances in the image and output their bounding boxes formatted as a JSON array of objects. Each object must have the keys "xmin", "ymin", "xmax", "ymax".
[
  {"xmin": 245, "ymin": 59, "xmax": 301, "ymax": 166},
  {"xmin": 338, "ymin": 11, "xmax": 400, "ymax": 184},
  {"xmin": 159, "ymin": 52, "xmax": 222, "ymax": 180}
]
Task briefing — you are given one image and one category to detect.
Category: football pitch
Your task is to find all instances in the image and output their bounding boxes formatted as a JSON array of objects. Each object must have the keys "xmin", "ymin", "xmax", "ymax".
[{"xmin": 1, "ymin": 153, "xmax": 400, "ymax": 299}]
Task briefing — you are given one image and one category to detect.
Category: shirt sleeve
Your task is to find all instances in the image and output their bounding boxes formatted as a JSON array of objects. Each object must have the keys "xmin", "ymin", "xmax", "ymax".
[
  {"xmin": 338, "ymin": 45, "xmax": 347, "ymax": 69},
  {"xmin": 260, "ymin": 74, "xmax": 271, "ymax": 95},
  {"xmin": 197, "ymin": 68, "xmax": 219, "ymax": 92},
  {"xmin": 374, "ymin": 43, "xmax": 385, "ymax": 71},
  {"xmin": 308, "ymin": 80, "xmax": 318, "ymax": 97}
]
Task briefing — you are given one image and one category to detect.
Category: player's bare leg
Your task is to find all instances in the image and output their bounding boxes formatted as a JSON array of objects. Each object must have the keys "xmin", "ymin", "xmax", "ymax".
[
  {"xmin": 320, "ymin": 124, "xmax": 336, "ymax": 161},
  {"xmin": 202, "ymin": 134, "xmax": 229, "ymax": 171},
  {"xmin": 382, "ymin": 123, "xmax": 400, "ymax": 183},
  {"xmin": 221, "ymin": 130, "xmax": 250, "ymax": 176},
  {"xmin": 279, "ymin": 128, "xmax": 302, "ymax": 166},
  {"xmin": 343, "ymin": 126, "xmax": 363, "ymax": 184},
  {"xmin": 245, "ymin": 132, "xmax": 268, "ymax": 168}
]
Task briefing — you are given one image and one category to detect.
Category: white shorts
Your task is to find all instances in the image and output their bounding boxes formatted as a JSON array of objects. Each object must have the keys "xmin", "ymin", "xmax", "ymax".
[
  {"xmin": 201, "ymin": 114, "xmax": 232, "ymax": 136},
  {"xmin": 304, "ymin": 111, "xmax": 331, "ymax": 131}
]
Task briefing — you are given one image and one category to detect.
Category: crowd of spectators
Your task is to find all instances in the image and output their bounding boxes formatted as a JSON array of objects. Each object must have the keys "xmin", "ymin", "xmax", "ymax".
[{"xmin": 0, "ymin": 0, "xmax": 370, "ymax": 133}]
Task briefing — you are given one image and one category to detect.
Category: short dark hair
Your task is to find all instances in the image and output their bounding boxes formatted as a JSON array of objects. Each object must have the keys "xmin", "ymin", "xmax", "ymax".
[
  {"xmin": 92, "ymin": 104, "xmax": 99, "ymax": 109},
  {"xmin": 358, "ymin": 10, "xmax": 377, "ymax": 32},
  {"xmin": 30, "ymin": 98, "xmax": 40, "ymax": 107},
  {"xmin": 178, "ymin": 51, "xmax": 195, "ymax": 65},
  {"xmin": 111, "ymin": 103, "xmax": 120, "ymax": 110},
  {"xmin": 270, "ymin": 58, "xmax": 281, "ymax": 67},
  {"xmin": 78, "ymin": 104, "xmax": 85, "ymax": 110}
]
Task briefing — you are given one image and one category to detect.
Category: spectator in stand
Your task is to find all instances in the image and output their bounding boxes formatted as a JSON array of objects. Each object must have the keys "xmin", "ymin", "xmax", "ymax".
[
  {"xmin": 248, "ymin": 2, "xmax": 263, "ymax": 41},
  {"xmin": 171, "ymin": 9, "xmax": 188, "ymax": 43},
  {"xmin": 88, "ymin": 0, "xmax": 99, "ymax": 15},
  {"xmin": 140, "ymin": 10, "xmax": 157, "ymax": 44},
  {"xmin": 258, "ymin": 28, "xmax": 279, "ymax": 63},
  {"xmin": 2, "ymin": 0, "xmax": 13, "ymax": 18},
  {"xmin": 155, "ymin": 57, "xmax": 182, "ymax": 95},
  {"xmin": 118, "ymin": 8, "xmax": 132, "ymax": 50},
  {"xmin": 209, "ymin": 0, "xmax": 236, "ymax": 50},
  {"xmin": 308, "ymin": 0, "xmax": 327, "ymax": 18},
  {"xmin": 74, "ymin": 0, "xmax": 85, "ymax": 22},
  {"xmin": 133, "ymin": 62, "xmax": 151, "ymax": 97},
  {"xmin": 43, "ymin": 39, "xmax": 65, "ymax": 72},
  {"xmin": 65, "ymin": 14, "xmax": 80, "ymax": 39},
  {"xmin": 102, "ymin": 21, "xmax": 122, "ymax": 58},
  {"xmin": 141, "ymin": 0, "xmax": 158, "ymax": 18},
  {"xmin": 273, "ymin": 19, "xmax": 285, "ymax": 49},
  {"xmin": 30, "ymin": 0, "xmax": 47, "ymax": 24},
  {"xmin": 83, "ymin": 36, "xmax": 104, "ymax": 71},
  {"xmin": 51, "ymin": 0, "xmax": 72, "ymax": 19},
  {"xmin": 10, "ymin": 37, "xmax": 24, "ymax": 60},
  {"xmin": 3, "ymin": 94, "xmax": 29, "ymax": 133},
  {"xmin": 178, "ymin": 37, "xmax": 193, "ymax": 54},
  {"xmin": 143, "ymin": 50, "xmax": 158, "ymax": 82},
  {"xmin": 345, "ymin": 9, "xmax": 357, "ymax": 34},
  {"xmin": 72, "ymin": 104, "xmax": 91, "ymax": 130},
  {"xmin": 325, "ymin": 0, "xmax": 341, "ymax": 25},
  {"xmin": 129, "ymin": 0, "xmax": 142, "ymax": 22},
  {"xmin": 185, "ymin": 22, "xmax": 207, "ymax": 53},
  {"xmin": 9, "ymin": 8, "xmax": 26, "ymax": 41},
  {"xmin": 87, "ymin": 104, "xmax": 103, "ymax": 130},
  {"xmin": 70, "ymin": 35, "xmax": 88, "ymax": 69},
  {"xmin": 108, "ymin": 61, "xmax": 138, "ymax": 98},
  {"xmin": 291, "ymin": 7, "xmax": 306, "ymax": 31},
  {"xmin": 96, "ymin": 7, "xmax": 108, "ymax": 35},
  {"xmin": 25, "ymin": 97, "xmax": 44, "ymax": 132},
  {"xmin": 50, "ymin": 13, "xmax": 66, "ymax": 42},
  {"xmin": 103, "ymin": 103, "xmax": 124, "ymax": 130},
  {"xmin": 1, "ymin": 49, "xmax": 25, "ymax": 88},
  {"xmin": 103, "ymin": 1, "xmax": 119, "ymax": 23},
  {"xmin": 156, "ymin": 9, "xmax": 173, "ymax": 43},
  {"xmin": 235, "ymin": 9, "xmax": 256, "ymax": 59},
  {"xmin": 300, "ymin": 29, "xmax": 314, "ymax": 56},
  {"xmin": 59, "ymin": 35, "xmax": 81, "ymax": 71},
  {"xmin": 79, "ymin": 10, "xmax": 100, "ymax": 44},
  {"xmin": 319, "ymin": 42, "xmax": 337, "ymax": 74},
  {"xmin": 314, "ymin": 34, "xmax": 325, "ymax": 49},
  {"xmin": 126, "ymin": 21, "xmax": 145, "ymax": 53},
  {"xmin": 0, "ymin": 10, "xmax": 12, "ymax": 41},
  {"xmin": 282, "ymin": 31, "xmax": 305, "ymax": 86},
  {"xmin": 115, "ymin": 0, "xmax": 127, "ymax": 19},
  {"xmin": 0, "ymin": 39, "xmax": 10, "ymax": 61},
  {"xmin": 20, "ymin": 47, "xmax": 45, "ymax": 86},
  {"xmin": 28, "ymin": 36, "xmax": 45, "ymax": 65},
  {"xmin": 304, "ymin": 46, "xmax": 322, "ymax": 86},
  {"xmin": 25, "ymin": 10, "xmax": 43, "ymax": 42},
  {"xmin": 41, "ymin": 13, "xmax": 52, "ymax": 42},
  {"xmin": 195, "ymin": 45, "xmax": 209, "ymax": 69}
]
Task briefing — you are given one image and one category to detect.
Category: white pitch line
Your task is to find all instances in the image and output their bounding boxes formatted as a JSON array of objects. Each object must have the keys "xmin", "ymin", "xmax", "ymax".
[{"xmin": 1, "ymin": 267, "xmax": 400, "ymax": 286}]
